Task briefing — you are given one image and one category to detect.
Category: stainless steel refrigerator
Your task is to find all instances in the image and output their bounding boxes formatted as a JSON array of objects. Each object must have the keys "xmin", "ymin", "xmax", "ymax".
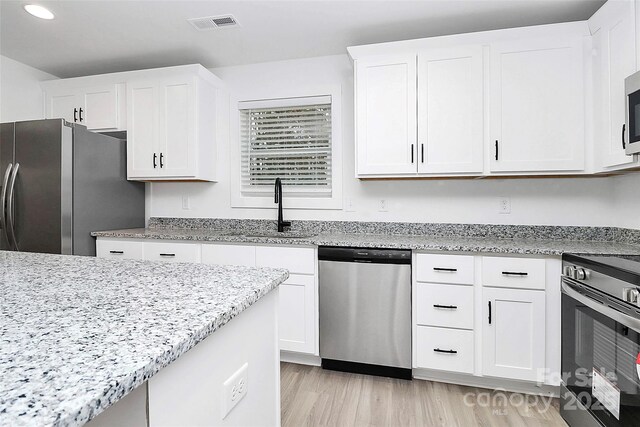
[{"xmin": 0, "ymin": 119, "xmax": 145, "ymax": 256}]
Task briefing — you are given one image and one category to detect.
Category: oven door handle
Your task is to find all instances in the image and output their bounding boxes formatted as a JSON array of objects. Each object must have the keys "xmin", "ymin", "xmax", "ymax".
[{"xmin": 562, "ymin": 280, "xmax": 640, "ymax": 333}]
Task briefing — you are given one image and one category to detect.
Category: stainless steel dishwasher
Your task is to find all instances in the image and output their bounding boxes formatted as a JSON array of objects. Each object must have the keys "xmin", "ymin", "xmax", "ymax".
[{"xmin": 318, "ymin": 246, "xmax": 412, "ymax": 379}]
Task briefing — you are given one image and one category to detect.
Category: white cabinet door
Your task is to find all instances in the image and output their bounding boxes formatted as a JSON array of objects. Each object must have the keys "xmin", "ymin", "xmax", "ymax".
[
  {"xmin": 278, "ymin": 274, "xmax": 316, "ymax": 354},
  {"xmin": 591, "ymin": 0, "xmax": 638, "ymax": 169},
  {"xmin": 355, "ymin": 54, "xmax": 417, "ymax": 176},
  {"xmin": 48, "ymin": 92, "xmax": 78, "ymax": 124},
  {"xmin": 482, "ymin": 287, "xmax": 545, "ymax": 382},
  {"xmin": 490, "ymin": 36, "xmax": 585, "ymax": 172},
  {"xmin": 127, "ymin": 80, "xmax": 160, "ymax": 178},
  {"xmin": 417, "ymin": 46, "xmax": 484, "ymax": 174},
  {"xmin": 158, "ymin": 77, "xmax": 197, "ymax": 177},
  {"xmin": 82, "ymin": 84, "xmax": 120, "ymax": 131}
]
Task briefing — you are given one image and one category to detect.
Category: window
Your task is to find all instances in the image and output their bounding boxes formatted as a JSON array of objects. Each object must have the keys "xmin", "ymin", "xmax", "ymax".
[
  {"xmin": 232, "ymin": 95, "xmax": 341, "ymax": 209},
  {"xmin": 239, "ymin": 96, "xmax": 332, "ymax": 196}
]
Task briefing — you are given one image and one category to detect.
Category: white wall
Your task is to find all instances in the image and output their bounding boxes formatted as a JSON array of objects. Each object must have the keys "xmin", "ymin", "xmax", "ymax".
[
  {"xmin": 0, "ymin": 55, "xmax": 57, "ymax": 122},
  {"xmin": 149, "ymin": 54, "xmax": 619, "ymax": 227},
  {"xmin": 612, "ymin": 173, "xmax": 640, "ymax": 229}
]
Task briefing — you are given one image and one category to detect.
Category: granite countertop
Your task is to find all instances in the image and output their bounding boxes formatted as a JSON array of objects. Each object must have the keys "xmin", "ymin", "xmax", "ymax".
[
  {"xmin": 0, "ymin": 251, "xmax": 288, "ymax": 427},
  {"xmin": 92, "ymin": 227, "xmax": 640, "ymax": 256}
]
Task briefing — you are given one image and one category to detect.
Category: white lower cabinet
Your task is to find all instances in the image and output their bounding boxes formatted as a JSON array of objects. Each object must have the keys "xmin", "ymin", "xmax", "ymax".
[
  {"xmin": 201, "ymin": 243, "xmax": 256, "ymax": 267},
  {"xmin": 143, "ymin": 241, "xmax": 201, "ymax": 263},
  {"xmin": 96, "ymin": 239, "xmax": 143, "ymax": 260},
  {"xmin": 482, "ymin": 287, "xmax": 546, "ymax": 382},
  {"xmin": 416, "ymin": 326, "xmax": 474, "ymax": 374},
  {"xmin": 416, "ymin": 283, "xmax": 474, "ymax": 329},
  {"xmin": 414, "ymin": 252, "xmax": 559, "ymax": 387},
  {"xmin": 277, "ymin": 274, "xmax": 316, "ymax": 354},
  {"xmin": 96, "ymin": 238, "xmax": 319, "ymax": 357}
]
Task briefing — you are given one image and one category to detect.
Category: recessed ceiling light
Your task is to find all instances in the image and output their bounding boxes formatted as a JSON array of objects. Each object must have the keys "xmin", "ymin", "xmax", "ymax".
[{"xmin": 23, "ymin": 4, "xmax": 55, "ymax": 20}]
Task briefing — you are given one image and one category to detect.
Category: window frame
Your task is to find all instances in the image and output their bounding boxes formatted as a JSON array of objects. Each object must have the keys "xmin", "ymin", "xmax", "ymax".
[{"xmin": 230, "ymin": 85, "xmax": 342, "ymax": 210}]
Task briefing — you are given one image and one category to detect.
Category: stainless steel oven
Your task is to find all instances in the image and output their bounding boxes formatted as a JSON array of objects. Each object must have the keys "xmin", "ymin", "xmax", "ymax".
[
  {"xmin": 625, "ymin": 70, "xmax": 640, "ymax": 154},
  {"xmin": 561, "ymin": 254, "xmax": 640, "ymax": 427}
]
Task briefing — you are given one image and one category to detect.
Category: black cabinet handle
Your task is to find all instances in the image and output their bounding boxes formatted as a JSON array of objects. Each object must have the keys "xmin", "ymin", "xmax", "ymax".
[
  {"xmin": 79, "ymin": 107, "xmax": 83, "ymax": 122},
  {"xmin": 488, "ymin": 301, "xmax": 492, "ymax": 324},
  {"xmin": 433, "ymin": 348, "xmax": 457, "ymax": 354},
  {"xmin": 153, "ymin": 153, "xmax": 157, "ymax": 168},
  {"xmin": 433, "ymin": 267, "xmax": 457, "ymax": 272},
  {"xmin": 159, "ymin": 253, "xmax": 175, "ymax": 257},
  {"xmin": 421, "ymin": 144, "xmax": 424, "ymax": 163},
  {"xmin": 411, "ymin": 144, "xmax": 414, "ymax": 163},
  {"xmin": 160, "ymin": 153, "xmax": 164, "ymax": 168},
  {"xmin": 495, "ymin": 140, "xmax": 499, "ymax": 161},
  {"xmin": 433, "ymin": 304, "xmax": 458, "ymax": 309},
  {"xmin": 622, "ymin": 124, "xmax": 626, "ymax": 149},
  {"xmin": 109, "ymin": 250, "xmax": 124, "ymax": 254},
  {"xmin": 73, "ymin": 108, "xmax": 78, "ymax": 122},
  {"xmin": 501, "ymin": 271, "xmax": 528, "ymax": 276}
]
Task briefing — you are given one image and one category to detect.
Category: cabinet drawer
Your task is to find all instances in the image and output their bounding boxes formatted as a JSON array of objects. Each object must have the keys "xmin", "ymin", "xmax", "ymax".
[
  {"xmin": 143, "ymin": 241, "xmax": 200, "ymax": 263},
  {"xmin": 201, "ymin": 244, "xmax": 256, "ymax": 267},
  {"xmin": 416, "ymin": 253, "xmax": 474, "ymax": 285},
  {"xmin": 416, "ymin": 283, "xmax": 474, "ymax": 329},
  {"xmin": 482, "ymin": 256, "xmax": 545, "ymax": 290},
  {"xmin": 96, "ymin": 239, "xmax": 143, "ymax": 260},
  {"xmin": 255, "ymin": 246, "xmax": 315, "ymax": 275},
  {"xmin": 416, "ymin": 326, "xmax": 474, "ymax": 373}
]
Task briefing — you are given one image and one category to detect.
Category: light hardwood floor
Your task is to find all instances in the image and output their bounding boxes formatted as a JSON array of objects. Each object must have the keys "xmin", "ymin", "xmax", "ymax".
[{"xmin": 281, "ymin": 363, "xmax": 568, "ymax": 427}]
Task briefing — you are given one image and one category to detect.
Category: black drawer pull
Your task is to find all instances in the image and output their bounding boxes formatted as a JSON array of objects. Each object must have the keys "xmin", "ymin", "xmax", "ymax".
[
  {"xmin": 501, "ymin": 271, "xmax": 528, "ymax": 276},
  {"xmin": 433, "ymin": 267, "xmax": 457, "ymax": 272},
  {"xmin": 433, "ymin": 348, "xmax": 457, "ymax": 354},
  {"xmin": 109, "ymin": 250, "xmax": 124, "ymax": 254},
  {"xmin": 488, "ymin": 301, "xmax": 492, "ymax": 324},
  {"xmin": 159, "ymin": 253, "xmax": 176, "ymax": 257},
  {"xmin": 433, "ymin": 304, "xmax": 457, "ymax": 309}
]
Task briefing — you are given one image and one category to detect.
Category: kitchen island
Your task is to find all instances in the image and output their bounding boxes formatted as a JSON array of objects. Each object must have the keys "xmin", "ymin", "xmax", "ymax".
[{"xmin": 0, "ymin": 251, "xmax": 288, "ymax": 427}]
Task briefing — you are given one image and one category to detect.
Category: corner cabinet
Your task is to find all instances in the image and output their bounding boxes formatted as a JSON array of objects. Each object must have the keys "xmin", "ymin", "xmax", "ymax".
[
  {"xmin": 126, "ymin": 66, "xmax": 227, "ymax": 181},
  {"xmin": 590, "ymin": 0, "xmax": 639, "ymax": 170},
  {"xmin": 489, "ymin": 36, "xmax": 585, "ymax": 173},
  {"xmin": 355, "ymin": 54, "xmax": 417, "ymax": 176}
]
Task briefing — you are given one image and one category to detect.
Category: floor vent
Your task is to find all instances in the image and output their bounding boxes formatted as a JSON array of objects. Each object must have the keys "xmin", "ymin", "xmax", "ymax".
[{"xmin": 188, "ymin": 14, "xmax": 239, "ymax": 31}]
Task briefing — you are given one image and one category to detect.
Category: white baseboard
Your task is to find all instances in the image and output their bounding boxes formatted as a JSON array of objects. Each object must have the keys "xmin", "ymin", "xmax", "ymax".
[
  {"xmin": 280, "ymin": 351, "xmax": 321, "ymax": 366},
  {"xmin": 412, "ymin": 368, "xmax": 560, "ymax": 397}
]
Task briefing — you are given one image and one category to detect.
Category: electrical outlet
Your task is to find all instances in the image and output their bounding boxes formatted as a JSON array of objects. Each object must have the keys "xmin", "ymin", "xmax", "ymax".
[
  {"xmin": 182, "ymin": 195, "xmax": 190, "ymax": 210},
  {"xmin": 344, "ymin": 198, "xmax": 355, "ymax": 212},
  {"xmin": 222, "ymin": 363, "xmax": 248, "ymax": 419},
  {"xmin": 498, "ymin": 197, "xmax": 511, "ymax": 214},
  {"xmin": 379, "ymin": 199, "xmax": 388, "ymax": 212}
]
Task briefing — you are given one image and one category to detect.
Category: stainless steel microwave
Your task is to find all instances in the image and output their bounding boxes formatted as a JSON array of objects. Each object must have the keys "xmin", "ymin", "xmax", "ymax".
[{"xmin": 625, "ymin": 70, "xmax": 640, "ymax": 154}]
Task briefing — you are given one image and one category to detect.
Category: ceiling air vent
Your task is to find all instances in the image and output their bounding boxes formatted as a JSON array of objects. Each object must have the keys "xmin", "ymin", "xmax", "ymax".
[{"xmin": 188, "ymin": 14, "xmax": 239, "ymax": 31}]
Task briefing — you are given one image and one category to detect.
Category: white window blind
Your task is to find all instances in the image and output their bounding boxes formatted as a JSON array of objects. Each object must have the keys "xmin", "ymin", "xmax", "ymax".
[{"xmin": 239, "ymin": 96, "xmax": 332, "ymax": 196}]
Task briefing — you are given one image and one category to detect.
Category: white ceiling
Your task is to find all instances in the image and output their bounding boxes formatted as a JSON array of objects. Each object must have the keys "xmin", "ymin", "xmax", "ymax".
[{"xmin": 1, "ymin": 0, "xmax": 605, "ymax": 78}]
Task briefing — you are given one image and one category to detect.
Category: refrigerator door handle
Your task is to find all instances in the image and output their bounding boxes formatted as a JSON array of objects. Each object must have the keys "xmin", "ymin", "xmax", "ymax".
[
  {"xmin": 1, "ymin": 163, "xmax": 13, "ymax": 249},
  {"xmin": 7, "ymin": 163, "xmax": 19, "ymax": 251}
]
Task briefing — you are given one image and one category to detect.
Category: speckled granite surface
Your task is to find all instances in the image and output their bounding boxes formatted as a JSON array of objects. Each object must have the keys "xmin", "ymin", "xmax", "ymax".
[
  {"xmin": 146, "ymin": 217, "xmax": 620, "ymax": 241},
  {"xmin": 0, "ymin": 251, "xmax": 288, "ymax": 427},
  {"xmin": 92, "ymin": 226, "xmax": 640, "ymax": 256}
]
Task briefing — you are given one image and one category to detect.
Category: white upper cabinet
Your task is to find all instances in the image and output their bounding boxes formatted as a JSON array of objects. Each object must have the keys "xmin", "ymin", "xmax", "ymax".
[
  {"xmin": 126, "ymin": 65, "xmax": 225, "ymax": 181},
  {"xmin": 489, "ymin": 35, "xmax": 585, "ymax": 173},
  {"xmin": 44, "ymin": 83, "xmax": 124, "ymax": 131},
  {"xmin": 355, "ymin": 54, "xmax": 417, "ymax": 176},
  {"xmin": 590, "ymin": 0, "xmax": 638, "ymax": 170},
  {"xmin": 417, "ymin": 46, "xmax": 484, "ymax": 174}
]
